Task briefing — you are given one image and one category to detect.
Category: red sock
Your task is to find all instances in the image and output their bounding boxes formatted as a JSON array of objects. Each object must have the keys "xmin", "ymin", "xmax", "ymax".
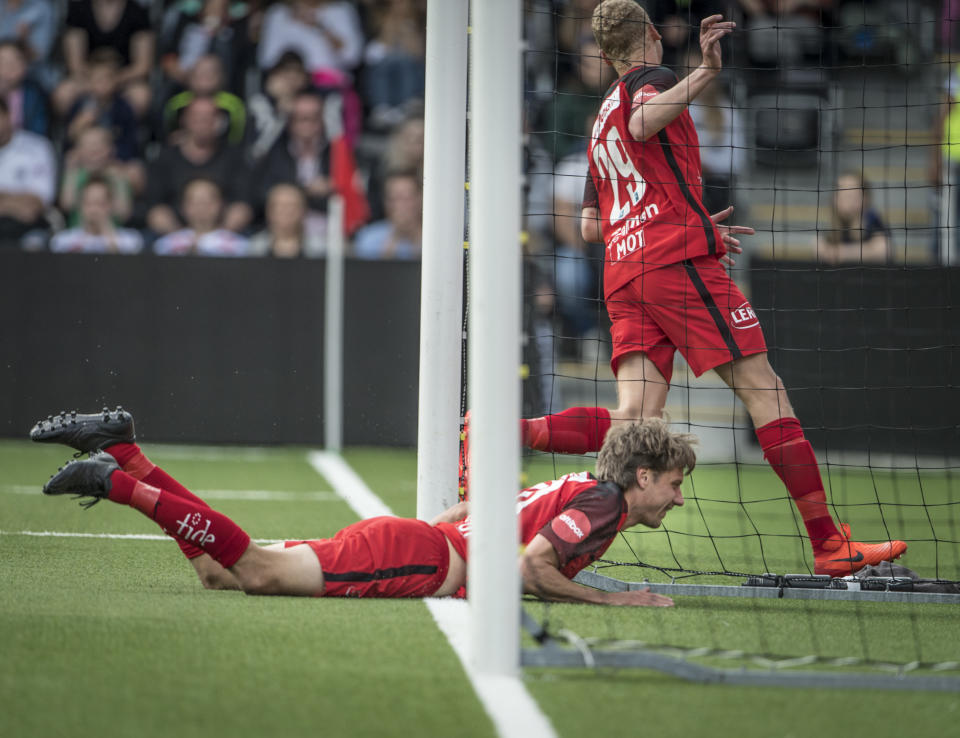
[
  {"xmin": 521, "ymin": 407, "xmax": 612, "ymax": 454},
  {"xmin": 108, "ymin": 470, "xmax": 250, "ymax": 568},
  {"xmin": 105, "ymin": 443, "xmax": 207, "ymax": 559},
  {"xmin": 756, "ymin": 418, "xmax": 840, "ymax": 550}
]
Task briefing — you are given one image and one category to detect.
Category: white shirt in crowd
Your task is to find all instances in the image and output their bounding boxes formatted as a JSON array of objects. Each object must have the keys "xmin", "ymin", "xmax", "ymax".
[
  {"xmin": 0, "ymin": 129, "xmax": 56, "ymax": 205},
  {"xmin": 153, "ymin": 229, "xmax": 250, "ymax": 257},
  {"xmin": 257, "ymin": 1, "xmax": 363, "ymax": 74},
  {"xmin": 50, "ymin": 227, "xmax": 144, "ymax": 254}
]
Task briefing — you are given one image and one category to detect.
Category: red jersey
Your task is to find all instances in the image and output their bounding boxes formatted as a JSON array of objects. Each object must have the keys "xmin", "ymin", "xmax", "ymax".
[
  {"xmin": 436, "ymin": 471, "xmax": 628, "ymax": 580},
  {"xmin": 583, "ymin": 65, "xmax": 725, "ymax": 299}
]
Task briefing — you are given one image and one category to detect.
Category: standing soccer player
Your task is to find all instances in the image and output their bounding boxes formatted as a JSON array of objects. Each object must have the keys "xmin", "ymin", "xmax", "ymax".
[{"xmin": 474, "ymin": 0, "xmax": 905, "ymax": 576}]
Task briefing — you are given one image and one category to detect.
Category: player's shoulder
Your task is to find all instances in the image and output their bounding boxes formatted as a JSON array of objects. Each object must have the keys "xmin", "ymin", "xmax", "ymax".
[
  {"xmin": 621, "ymin": 64, "xmax": 679, "ymax": 97},
  {"xmin": 567, "ymin": 474, "xmax": 623, "ymax": 501}
]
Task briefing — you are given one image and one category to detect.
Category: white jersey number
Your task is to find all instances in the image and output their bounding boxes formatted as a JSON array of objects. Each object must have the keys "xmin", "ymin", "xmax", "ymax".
[{"xmin": 592, "ymin": 126, "xmax": 646, "ymax": 226}]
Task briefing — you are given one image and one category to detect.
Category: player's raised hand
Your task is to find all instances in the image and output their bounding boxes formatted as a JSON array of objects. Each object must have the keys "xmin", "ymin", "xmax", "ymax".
[
  {"xmin": 711, "ymin": 205, "xmax": 755, "ymax": 268},
  {"xmin": 606, "ymin": 587, "xmax": 674, "ymax": 607},
  {"xmin": 699, "ymin": 15, "xmax": 736, "ymax": 71}
]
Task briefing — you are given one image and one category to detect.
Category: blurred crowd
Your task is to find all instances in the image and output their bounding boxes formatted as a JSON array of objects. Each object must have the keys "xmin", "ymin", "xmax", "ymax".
[
  {"xmin": 0, "ymin": 0, "xmax": 427, "ymax": 259},
  {"xmin": 1, "ymin": 0, "xmax": 943, "ymax": 358}
]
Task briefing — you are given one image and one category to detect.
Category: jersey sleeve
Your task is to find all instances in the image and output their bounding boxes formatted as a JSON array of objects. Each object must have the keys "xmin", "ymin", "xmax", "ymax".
[
  {"xmin": 624, "ymin": 66, "xmax": 678, "ymax": 106},
  {"xmin": 582, "ymin": 167, "xmax": 598, "ymax": 209},
  {"xmin": 537, "ymin": 485, "xmax": 624, "ymax": 569}
]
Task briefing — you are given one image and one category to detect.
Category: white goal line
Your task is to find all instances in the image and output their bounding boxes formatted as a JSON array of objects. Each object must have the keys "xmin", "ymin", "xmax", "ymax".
[
  {"xmin": 0, "ymin": 529, "xmax": 284, "ymax": 544},
  {"xmin": 1, "ymin": 485, "xmax": 339, "ymax": 502}
]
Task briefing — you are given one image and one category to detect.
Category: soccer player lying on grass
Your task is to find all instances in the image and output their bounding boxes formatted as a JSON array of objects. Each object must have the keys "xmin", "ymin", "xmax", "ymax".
[
  {"xmin": 459, "ymin": 0, "xmax": 908, "ymax": 577},
  {"xmin": 32, "ymin": 408, "xmax": 691, "ymax": 606}
]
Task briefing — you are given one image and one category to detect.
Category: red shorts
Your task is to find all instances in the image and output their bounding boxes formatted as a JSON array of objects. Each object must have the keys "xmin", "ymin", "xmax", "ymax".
[
  {"xmin": 285, "ymin": 517, "xmax": 450, "ymax": 598},
  {"xmin": 607, "ymin": 255, "xmax": 767, "ymax": 383}
]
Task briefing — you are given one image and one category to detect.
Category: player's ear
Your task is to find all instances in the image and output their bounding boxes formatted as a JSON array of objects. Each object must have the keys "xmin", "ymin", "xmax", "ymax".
[
  {"xmin": 600, "ymin": 49, "xmax": 613, "ymax": 68},
  {"xmin": 635, "ymin": 467, "xmax": 649, "ymax": 488}
]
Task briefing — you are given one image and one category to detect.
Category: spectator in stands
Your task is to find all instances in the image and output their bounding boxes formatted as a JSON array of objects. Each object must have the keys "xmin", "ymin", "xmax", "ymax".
[
  {"xmin": 552, "ymin": 141, "xmax": 599, "ymax": 347},
  {"xmin": 362, "ymin": 0, "xmax": 426, "ymax": 131},
  {"xmin": 50, "ymin": 175, "xmax": 143, "ymax": 254},
  {"xmin": 365, "ymin": 112, "xmax": 423, "ymax": 221},
  {"xmin": 258, "ymin": 0, "xmax": 364, "ymax": 79},
  {"xmin": 160, "ymin": 0, "xmax": 252, "ymax": 97},
  {"xmin": 0, "ymin": 0, "xmax": 57, "ymax": 68},
  {"xmin": 257, "ymin": 90, "xmax": 331, "ymax": 235},
  {"xmin": 687, "ymin": 52, "xmax": 746, "ymax": 216},
  {"xmin": 145, "ymin": 96, "xmax": 253, "ymax": 236},
  {"xmin": 816, "ymin": 172, "xmax": 890, "ymax": 264},
  {"xmin": 646, "ymin": 1, "xmax": 728, "ymax": 68},
  {"xmin": 737, "ymin": 0, "xmax": 832, "ymax": 67},
  {"xmin": 59, "ymin": 125, "xmax": 138, "ymax": 227},
  {"xmin": 246, "ymin": 51, "xmax": 312, "ymax": 162},
  {"xmin": 65, "ymin": 48, "xmax": 139, "ymax": 161},
  {"xmin": 0, "ymin": 98, "xmax": 56, "ymax": 247},
  {"xmin": 55, "ymin": 0, "xmax": 155, "ymax": 119},
  {"xmin": 163, "ymin": 53, "xmax": 246, "ymax": 145},
  {"xmin": 353, "ymin": 169, "xmax": 421, "ymax": 260},
  {"xmin": 536, "ymin": 39, "xmax": 613, "ymax": 160},
  {"xmin": 153, "ymin": 178, "xmax": 250, "ymax": 256},
  {"xmin": 0, "ymin": 40, "xmax": 48, "ymax": 136},
  {"xmin": 249, "ymin": 183, "xmax": 325, "ymax": 257}
]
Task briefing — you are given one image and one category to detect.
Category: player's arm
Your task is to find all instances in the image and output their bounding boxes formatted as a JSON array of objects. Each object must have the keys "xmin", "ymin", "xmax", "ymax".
[
  {"xmin": 580, "ymin": 166, "xmax": 602, "ymax": 242},
  {"xmin": 430, "ymin": 500, "xmax": 469, "ymax": 525},
  {"xmin": 520, "ymin": 534, "xmax": 673, "ymax": 606},
  {"xmin": 581, "ymin": 207, "xmax": 602, "ymax": 243},
  {"xmin": 628, "ymin": 15, "xmax": 735, "ymax": 142}
]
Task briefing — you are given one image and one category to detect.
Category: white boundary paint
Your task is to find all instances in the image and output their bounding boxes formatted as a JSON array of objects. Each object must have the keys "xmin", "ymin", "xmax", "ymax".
[
  {"xmin": 0, "ymin": 530, "xmax": 283, "ymax": 544},
  {"xmin": 306, "ymin": 450, "xmax": 556, "ymax": 738},
  {"xmin": 2, "ymin": 485, "xmax": 339, "ymax": 502}
]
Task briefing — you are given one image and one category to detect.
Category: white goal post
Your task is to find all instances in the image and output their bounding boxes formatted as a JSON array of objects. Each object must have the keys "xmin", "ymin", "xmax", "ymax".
[{"xmin": 416, "ymin": 0, "xmax": 524, "ymax": 677}]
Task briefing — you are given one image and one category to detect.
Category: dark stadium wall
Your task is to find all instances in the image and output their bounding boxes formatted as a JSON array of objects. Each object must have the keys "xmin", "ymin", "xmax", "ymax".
[
  {"xmin": 750, "ymin": 259, "xmax": 960, "ymax": 457},
  {"xmin": 0, "ymin": 252, "xmax": 421, "ymax": 447}
]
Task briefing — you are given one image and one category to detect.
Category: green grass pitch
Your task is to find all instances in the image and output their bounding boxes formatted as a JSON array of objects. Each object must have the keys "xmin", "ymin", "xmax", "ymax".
[{"xmin": 1, "ymin": 441, "xmax": 958, "ymax": 738}]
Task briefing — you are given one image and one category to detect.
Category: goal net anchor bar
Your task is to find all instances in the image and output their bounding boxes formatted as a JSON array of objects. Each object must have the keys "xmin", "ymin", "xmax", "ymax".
[
  {"xmin": 572, "ymin": 569, "xmax": 960, "ymax": 605},
  {"xmin": 519, "ymin": 612, "xmax": 960, "ymax": 693}
]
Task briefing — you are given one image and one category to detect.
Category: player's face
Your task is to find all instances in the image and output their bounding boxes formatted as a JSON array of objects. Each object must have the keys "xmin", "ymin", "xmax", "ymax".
[{"xmin": 636, "ymin": 468, "xmax": 684, "ymax": 528}]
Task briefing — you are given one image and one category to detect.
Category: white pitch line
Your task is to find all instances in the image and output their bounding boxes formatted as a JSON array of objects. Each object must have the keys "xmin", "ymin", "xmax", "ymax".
[
  {"xmin": 0, "ymin": 530, "xmax": 283, "ymax": 544},
  {"xmin": 1, "ymin": 485, "xmax": 339, "ymax": 502},
  {"xmin": 306, "ymin": 451, "xmax": 393, "ymax": 519},
  {"xmin": 305, "ymin": 449, "xmax": 556, "ymax": 738}
]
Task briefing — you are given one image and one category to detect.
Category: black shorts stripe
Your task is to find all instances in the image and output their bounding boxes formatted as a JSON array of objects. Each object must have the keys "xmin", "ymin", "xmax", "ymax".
[
  {"xmin": 323, "ymin": 564, "xmax": 439, "ymax": 582},
  {"xmin": 656, "ymin": 129, "xmax": 718, "ymax": 255},
  {"xmin": 682, "ymin": 259, "xmax": 742, "ymax": 360}
]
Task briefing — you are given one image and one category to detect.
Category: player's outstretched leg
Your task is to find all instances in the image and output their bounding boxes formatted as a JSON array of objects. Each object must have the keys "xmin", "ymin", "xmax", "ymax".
[
  {"xmin": 30, "ymin": 406, "xmax": 213, "ymax": 564},
  {"xmin": 516, "ymin": 353, "xmax": 669, "ymax": 455},
  {"xmin": 41, "ymin": 455, "xmax": 324, "ymax": 596},
  {"xmin": 30, "ymin": 407, "xmax": 135, "ymax": 454},
  {"xmin": 715, "ymin": 353, "xmax": 907, "ymax": 576}
]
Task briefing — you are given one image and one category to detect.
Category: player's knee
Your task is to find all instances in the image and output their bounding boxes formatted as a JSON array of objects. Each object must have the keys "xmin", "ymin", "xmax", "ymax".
[
  {"xmin": 239, "ymin": 569, "xmax": 280, "ymax": 596},
  {"xmin": 200, "ymin": 570, "xmax": 233, "ymax": 590}
]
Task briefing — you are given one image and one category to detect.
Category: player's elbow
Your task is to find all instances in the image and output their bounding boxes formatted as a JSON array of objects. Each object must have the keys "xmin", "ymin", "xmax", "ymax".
[
  {"xmin": 580, "ymin": 220, "xmax": 599, "ymax": 243},
  {"xmin": 519, "ymin": 553, "xmax": 550, "ymax": 596}
]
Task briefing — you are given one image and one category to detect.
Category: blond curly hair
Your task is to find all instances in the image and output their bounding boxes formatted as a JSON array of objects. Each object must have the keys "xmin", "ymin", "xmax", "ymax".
[
  {"xmin": 591, "ymin": 0, "xmax": 650, "ymax": 64},
  {"xmin": 595, "ymin": 418, "xmax": 697, "ymax": 489}
]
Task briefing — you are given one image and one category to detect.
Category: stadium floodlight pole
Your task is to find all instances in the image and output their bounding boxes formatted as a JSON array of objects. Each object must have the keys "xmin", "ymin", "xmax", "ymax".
[
  {"xmin": 468, "ymin": 0, "xmax": 522, "ymax": 677},
  {"xmin": 324, "ymin": 193, "xmax": 345, "ymax": 452},
  {"xmin": 323, "ymin": 94, "xmax": 347, "ymax": 452},
  {"xmin": 416, "ymin": 0, "xmax": 469, "ymax": 521}
]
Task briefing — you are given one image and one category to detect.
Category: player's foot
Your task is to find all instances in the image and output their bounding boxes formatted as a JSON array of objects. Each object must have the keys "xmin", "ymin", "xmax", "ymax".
[
  {"xmin": 458, "ymin": 411, "xmax": 470, "ymax": 501},
  {"xmin": 813, "ymin": 524, "xmax": 907, "ymax": 576},
  {"xmin": 30, "ymin": 407, "xmax": 135, "ymax": 455},
  {"xmin": 42, "ymin": 452, "xmax": 119, "ymax": 509}
]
